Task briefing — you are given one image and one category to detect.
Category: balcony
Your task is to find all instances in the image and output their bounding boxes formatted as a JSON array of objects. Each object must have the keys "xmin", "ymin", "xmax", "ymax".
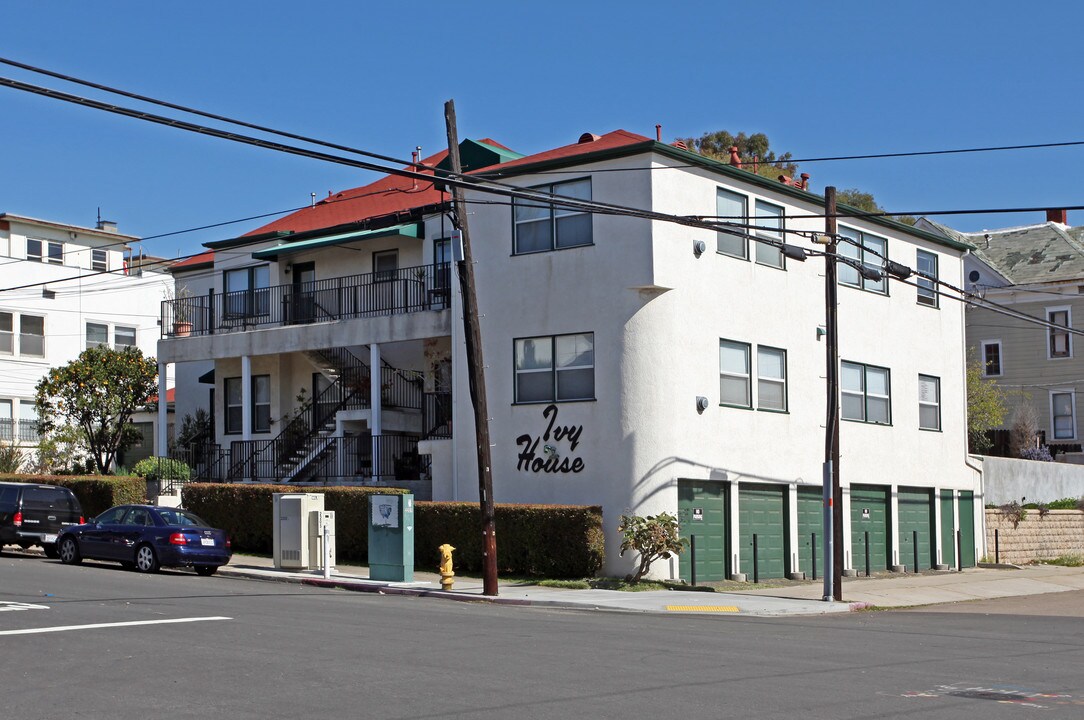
[{"xmin": 162, "ymin": 263, "xmax": 452, "ymax": 338}]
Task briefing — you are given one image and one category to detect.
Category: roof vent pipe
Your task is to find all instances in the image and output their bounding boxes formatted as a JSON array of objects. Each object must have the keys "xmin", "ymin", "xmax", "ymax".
[
  {"xmin": 1047, "ymin": 208, "xmax": 1068, "ymax": 224},
  {"xmin": 656, "ymin": 124, "xmax": 662, "ymax": 142},
  {"xmin": 578, "ymin": 133, "xmax": 601, "ymax": 144},
  {"xmin": 412, "ymin": 149, "xmax": 419, "ymax": 190},
  {"xmin": 728, "ymin": 146, "xmax": 742, "ymax": 168}
]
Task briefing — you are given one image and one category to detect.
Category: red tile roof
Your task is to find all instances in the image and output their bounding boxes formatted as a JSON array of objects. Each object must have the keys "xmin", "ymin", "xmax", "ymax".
[
  {"xmin": 170, "ymin": 250, "xmax": 215, "ymax": 271},
  {"xmin": 147, "ymin": 387, "xmax": 176, "ymax": 404},
  {"xmin": 472, "ymin": 130, "xmax": 651, "ymax": 174}
]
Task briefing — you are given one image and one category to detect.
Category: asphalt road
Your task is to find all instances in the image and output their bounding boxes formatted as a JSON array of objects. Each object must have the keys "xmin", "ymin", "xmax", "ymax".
[{"xmin": 3, "ymin": 550, "xmax": 1084, "ymax": 719}]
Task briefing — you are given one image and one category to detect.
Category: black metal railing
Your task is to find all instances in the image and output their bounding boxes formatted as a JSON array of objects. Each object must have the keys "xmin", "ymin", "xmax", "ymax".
[
  {"xmin": 227, "ymin": 434, "xmax": 426, "ymax": 484},
  {"xmin": 0, "ymin": 418, "xmax": 12, "ymax": 442},
  {"xmin": 423, "ymin": 392, "xmax": 452, "ymax": 439},
  {"xmin": 380, "ymin": 364, "xmax": 423, "ymax": 410},
  {"xmin": 16, "ymin": 420, "xmax": 38, "ymax": 442},
  {"xmin": 162, "ymin": 263, "xmax": 451, "ymax": 338}
]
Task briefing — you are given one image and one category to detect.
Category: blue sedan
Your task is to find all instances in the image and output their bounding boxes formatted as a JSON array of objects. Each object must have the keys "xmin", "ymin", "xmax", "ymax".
[{"xmin": 57, "ymin": 505, "xmax": 232, "ymax": 576}]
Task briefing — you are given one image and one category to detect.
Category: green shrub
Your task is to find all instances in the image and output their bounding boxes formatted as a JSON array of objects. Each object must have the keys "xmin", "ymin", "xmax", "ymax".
[
  {"xmin": 0, "ymin": 442, "xmax": 25, "ymax": 473},
  {"xmin": 132, "ymin": 456, "xmax": 191, "ymax": 481},
  {"xmin": 181, "ymin": 484, "xmax": 605, "ymax": 577},
  {"xmin": 0, "ymin": 474, "xmax": 144, "ymax": 517}
]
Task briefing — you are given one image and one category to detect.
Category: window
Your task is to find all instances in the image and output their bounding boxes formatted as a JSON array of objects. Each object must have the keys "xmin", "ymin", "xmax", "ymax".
[
  {"xmin": 1051, "ymin": 391, "xmax": 1076, "ymax": 440},
  {"xmin": 842, "ymin": 361, "xmax": 891, "ymax": 424},
  {"xmin": 115, "ymin": 326, "xmax": 136, "ymax": 348},
  {"xmin": 373, "ymin": 250, "xmax": 399, "ymax": 281},
  {"xmin": 224, "ymin": 265, "xmax": 270, "ymax": 318},
  {"xmin": 92, "ymin": 249, "xmax": 108, "ymax": 272},
  {"xmin": 0, "ymin": 399, "xmax": 11, "ymax": 441},
  {"xmin": 253, "ymin": 375, "xmax": 271, "ymax": 433},
  {"xmin": 514, "ymin": 333, "xmax": 594, "ymax": 403},
  {"xmin": 754, "ymin": 200, "xmax": 784, "ymax": 268},
  {"xmin": 27, "ymin": 238, "xmax": 63, "ymax": 265},
  {"xmin": 918, "ymin": 375, "xmax": 941, "ymax": 430},
  {"xmin": 719, "ymin": 341, "xmax": 788, "ymax": 411},
  {"xmin": 1048, "ymin": 307, "xmax": 1071, "ymax": 358},
  {"xmin": 757, "ymin": 346, "xmax": 787, "ymax": 411},
  {"xmin": 916, "ymin": 250, "xmax": 938, "ymax": 307},
  {"xmin": 86, "ymin": 322, "xmax": 108, "ymax": 349},
  {"xmin": 839, "ymin": 228, "xmax": 887, "ymax": 294},
  {"xmin": 981, "ymin": 340, "xmax": 1002, "ymax": 377},
  {"xmin": 719, "ymin": 340, "xmax": 751, "ymax": 407},
  {"xmin": 716, "ymin": 189, "xmax": 748, "ymax": 259},
  {"xmin": 17, "ymin": 405, "xmax": 38, "ymax": 442},
  {"xmin": 513, "ymin": 178, "xmax": 592, "ymax": 254},
  {"xmin": 224, "ymin": 376, "xmax": 271, "ymax": 434},
  {"xmin": 0, "ymin": 312, "xmax": 11, "ymax": 354},
  {"xmin": 19, "ymin": 315, "xmax": 44, "ymax": 357}
]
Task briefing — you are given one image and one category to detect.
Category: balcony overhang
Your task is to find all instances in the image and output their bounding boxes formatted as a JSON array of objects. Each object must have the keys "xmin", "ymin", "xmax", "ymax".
[{"xmin": 251, "ymin": 222, "xmax": 424, "ymax": 261}]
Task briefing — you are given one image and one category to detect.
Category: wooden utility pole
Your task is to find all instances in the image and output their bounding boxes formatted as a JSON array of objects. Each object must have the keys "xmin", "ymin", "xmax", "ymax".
[
  {"xmin": 444, "ymin": 99, "xmax": 498, "ymax": 596},
  {"xmin": 823, "ymin": 186, "xmax": 844, "ymax": 602}
]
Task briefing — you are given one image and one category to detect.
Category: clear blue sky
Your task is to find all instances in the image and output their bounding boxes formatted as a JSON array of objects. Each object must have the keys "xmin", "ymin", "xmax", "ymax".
[{"xmin": 1, "ymin": 1, "xmax": 1081, "ymax": 259}]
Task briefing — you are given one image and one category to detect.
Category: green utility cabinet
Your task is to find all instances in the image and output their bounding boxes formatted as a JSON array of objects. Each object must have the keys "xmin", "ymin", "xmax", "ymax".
[
  {"xmin": 850, "ymin": 484, "xmax": 890, "ymax": 573},
  {"xmin": 738, "ymin": 484, "xmax": 787, "ymax": 580},
  {"xmin": 368, "ymin": 493, "xmax": 414, "ymax": 582},
  {"xmin": 677, "ymin": 480, "xmax": 729, "ymax": 582}
]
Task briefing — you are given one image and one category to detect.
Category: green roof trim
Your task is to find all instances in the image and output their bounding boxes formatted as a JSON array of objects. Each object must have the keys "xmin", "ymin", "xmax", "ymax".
[
  {"xmin": 475, "ymin": 140, "xmax": 973, "ymax": 253},
  {"xmin": 437, "ymin": 139, "xmax": 524, "ymax": 175},
  {"xmin": 251, "ymin": 222, "xmax": 423, "ymax": 260},
  {"xmin": 205, "ymin": 229, "xmax": 294, "ymax": 250}
]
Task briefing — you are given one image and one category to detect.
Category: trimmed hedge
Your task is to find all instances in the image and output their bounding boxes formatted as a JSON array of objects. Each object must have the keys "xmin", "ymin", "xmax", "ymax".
[
  {"xmin": 181, "ymin": 484, "xmax": 604, "ymax": 578},
  {"xmin": 0, "ymin": 474, "xmax": 145, "ymax": 518}
]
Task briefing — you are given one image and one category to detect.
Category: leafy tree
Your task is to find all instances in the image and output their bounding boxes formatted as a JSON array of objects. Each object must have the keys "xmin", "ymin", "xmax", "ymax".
[
  {"xmin": 35, "ymin": 346, "xmax": 158, "ymax": 474},
  {"xmin": 30, "ymin": 423, "xmax": 93, "ymax": 474},
  {"xmin": 837, "ymin": 188, "xmax": 916, "ymax": 226},
  {"xmin": 676, "ymin": 129, "xmax": 797, "ymax": 180},
  {"xmin": 618, "ymin": 512, "xmax": 687, "ymax": 583},
  {"xmin": 966, "ymin": 357, "xmax": 1007, "ymax": 453}
]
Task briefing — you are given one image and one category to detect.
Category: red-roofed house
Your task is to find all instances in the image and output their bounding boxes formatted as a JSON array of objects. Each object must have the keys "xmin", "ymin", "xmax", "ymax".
[{"xmin": 157, "ymin": 130, "xmax": 984, "ymax": 579}]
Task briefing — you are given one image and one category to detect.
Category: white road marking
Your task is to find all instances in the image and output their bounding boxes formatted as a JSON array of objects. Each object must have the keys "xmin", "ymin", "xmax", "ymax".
[
  {"xmin": 0, "ymin": 602, "xmax": 49, "ymax": 612},
  {"xmin": 0, "ymin": 616, "xmax": 231, "ymax": 636}
]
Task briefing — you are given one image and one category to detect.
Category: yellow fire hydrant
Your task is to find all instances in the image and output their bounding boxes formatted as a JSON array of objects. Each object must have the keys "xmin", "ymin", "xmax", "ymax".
[{"xmin": 438, "ymin": 543, "xmax": 456, "ymax": 591}]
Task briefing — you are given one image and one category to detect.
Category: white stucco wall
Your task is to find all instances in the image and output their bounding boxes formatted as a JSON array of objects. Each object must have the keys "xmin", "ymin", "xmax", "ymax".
[{"xmin": 981, "ymin": 455, "xmax": 1084, "ymax": 504}]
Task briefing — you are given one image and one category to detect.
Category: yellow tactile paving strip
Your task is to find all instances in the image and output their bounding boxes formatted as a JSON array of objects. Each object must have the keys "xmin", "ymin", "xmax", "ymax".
[{"xmin": 665, "ymin": 605, "xmax": 740, "ymax": 613}]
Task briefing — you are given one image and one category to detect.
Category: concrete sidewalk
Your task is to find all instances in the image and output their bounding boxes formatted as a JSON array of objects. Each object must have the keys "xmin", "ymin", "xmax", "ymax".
[{"xmin": 216, "ymin": 555, "xmax": 1084, "ymax": 617}]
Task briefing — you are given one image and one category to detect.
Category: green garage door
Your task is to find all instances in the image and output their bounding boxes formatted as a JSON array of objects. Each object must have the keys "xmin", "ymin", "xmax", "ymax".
[
  {"xmin": 677, "ymin": 480, "xmax": 729, "ymax": 582},
  {"xmin": 850, "ymin": 484, "xmax": 890, "ymax": 573},
  {"xmin": 796, "ymin": 486, "xmax": 824, "ymax": 579},
  {"xmin": 958, "ymin": 490, "xmax": 976, "ymax": 567},
  {"xmin": 940, "ymin": 489, "xmax": 955, "ymax": 568},
  {"xmin": 898, "ymin": 487, "xmax": 935, "ymax": 571},
  {"xmin": 739, "ymin": 484, "xmax": 787, "ymax": 580}
]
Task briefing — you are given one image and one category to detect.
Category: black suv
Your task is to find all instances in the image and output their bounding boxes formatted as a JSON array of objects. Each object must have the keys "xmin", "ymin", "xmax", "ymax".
[{"xmin": 0, "ymin": 483, "xmax": 84, "ymax": 558}]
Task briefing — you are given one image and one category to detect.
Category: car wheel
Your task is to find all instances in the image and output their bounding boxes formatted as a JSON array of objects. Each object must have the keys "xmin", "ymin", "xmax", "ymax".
[
  {"xmin": 58, "ymin": 536, "xmax": 81, "ymax": 565},
  {"xmin": 134, "ymin": 544, "xmax": 159, "ymax": 573},
  {"xmin": 194, "ymin": 565, "xmax": 218, "ymax": 577}
]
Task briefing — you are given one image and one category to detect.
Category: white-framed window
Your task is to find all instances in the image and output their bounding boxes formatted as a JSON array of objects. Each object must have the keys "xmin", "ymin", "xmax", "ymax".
[
  {"xmin": 916, "ymin": 250, "xmax": 938, "ymax": 307},
  {"xmin": 115, "ymin": 326, "xmax": 136, "ymax": 348},
  {"xmin": 27, "ymin": 238, "xmax": 63, "ymax": 265},
  {"xmin": 981, "ymin": 340, "xmax": 1002, "ymax": 377},
  {"xmin": 253, "ymin": 375, "xmax": 271, "ymax": 433},
  {"xmin": 754, "ymin": 200, "xmax": 784, "ymax": 269},
  {"xmin": 719, "ymin": 340, "xmax": 751, "ymax": 408},
  {"xmin": 0, "ymin": 312, "xmax": 11, "ymax": 354},
  {"xmin": 224, "ymin": 265, "xmax": 271, "ymax": 318},
  {"xmin": 841, "ymin": 361, "xmax": 891, "ymax": 424},
  {"xmin": 19, "ymin": 315, "xmax": 44, "ymax": 357},
  {"xmin": 1047, "ymin": 307, "xmax": 1072, "ymax": 359},
  {"xmin": 839, "ymin": 228, "xmax": 888, "ymax": 294},
  {"xmin": 372, "ymin": 249, "xmax": 399, "ymax": 281},
  {"xmin": 514, "ymin": 332, "xmax": 594, "ymax": 403},
  {"xmin": 513, "ymin": 178, "xmax": 592, "ymax": 254},
  {"xmin": 224, "ymin": 377, "xmax": 243, "ymax": 434},
  {"xmin": 918, "ymin": 374, "xmax": 941, "ymax": 431},
  {"xmin": 1051, "ymin": 390, "xmax": 1076, "ymax": 440},
  {"xmin": 716, "ymin": 188, "xmax": 748, "ymax": 259},
  {"xmin": 91, "ymin": 249, "xmax": 108, "ymax": 272},
  {"xmin": 86, "ymin": 322, "xmax": 108, "ymax": 349},
  {"xmin": 719, "ymin": 340, "xmax": 788, "ymax": 411}
]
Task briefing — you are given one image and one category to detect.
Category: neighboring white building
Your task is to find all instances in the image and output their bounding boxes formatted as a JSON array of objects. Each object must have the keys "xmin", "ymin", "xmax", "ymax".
[
  {"xmin": 0, "ymin": 213, "xmax": 172, "ymax": 468},
  {"xmin": 158, "ymin": 131, "xmax": 983, "ymax": 579}
]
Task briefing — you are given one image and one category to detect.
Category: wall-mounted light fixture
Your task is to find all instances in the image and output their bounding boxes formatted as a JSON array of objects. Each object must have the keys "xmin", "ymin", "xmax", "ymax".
[
  {"xmin": 693, "ymin": 239, "xmax": 706, "ymax": 257},
  {"xmin": 696, "ymin": 396, "xmax": 709, "ymax": 414},
  {"xmin": 284, "ymin": 262, "xmax": 292, "ymax": 275}
]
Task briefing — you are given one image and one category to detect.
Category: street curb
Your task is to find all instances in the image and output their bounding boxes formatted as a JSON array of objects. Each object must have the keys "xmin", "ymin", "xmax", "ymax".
[{"xmin": 977, "ymin": 562, "xmax": 1023, "ymax": 570}]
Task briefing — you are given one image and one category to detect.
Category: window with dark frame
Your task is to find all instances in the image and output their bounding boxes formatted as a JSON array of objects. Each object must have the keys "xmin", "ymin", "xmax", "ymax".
[
  {"xmin": 716, "ymin": 188, "xmax": 748, "ymax": 259},
  {"xmin": 115, "ymin": 326, "xmax": 136, "ymax": 348},
  {"xmin": 224, "ymin": 265, "xmax": 270, "ymax": 318},
  {"xmin": 719, "ymin": 340, "xmax": 751, "ymax": 408},
  {"xmin": 92, "ymin": 249, "xmax": 108, "ymax": 272},
  {"xmin": 719, "ymin": 340, "xmax": 788, "ymax": 411},
  {"xmin": 754, "ymin": 200, "xmax": 785, "ymax": 268},
  {"xmin": 841, "ymin": 361, "xmax": 891, "ymax": 424},
  {"xmin": 0, "ymin": 312, "xmax": 11, "ymax": 354},
  {"xmin": 1048, "ymin": 309, "xmax": 1071, "ymax": 358},
  {"xmin": 514, "ymin": 333, "xmax": 594, "ymax": 403},
  {"xmin": 225, "ymin": 378, "xmax": 243, "ymax": 434},
  {"xmin": 224, "ymin": 376, "xmax": 271, "ymax": 434},
  {"xmin": 513, "ymin": 178, "xmax": 592, "ymax": 254},
  {"xmin": 1052, "ymin": 391, "xmax": 1075, "ymax": 440},
  {"xmin": 916, "ymin": 250, "xmax": 938, "ymax": 307},
  {"xmin": 918, "ymin": 374, "xmax": 941, "ymax": 430},
  {"xmin": 839, "ymin": 228, "xmax": 888, "ymax": 294},
  {"xmin": 85, "ymin": 322, "xmax": 108, "ymax": 349},
  {"xmin": 982, "ymin": 341, "xmax": 1002, "ymax": 376},
  {"xmin": 19, "ymin": 315, "xmax": 44, "ymax": 357}
]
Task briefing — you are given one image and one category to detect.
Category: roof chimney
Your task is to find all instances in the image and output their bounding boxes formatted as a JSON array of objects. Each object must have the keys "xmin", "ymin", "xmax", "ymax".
[
  {"xmin": 96, "ymin": 219, "xmax": 118, "ymax": 233},
  {"xmin": 655, "ymin": 124, "xmax": 662, "ymax": 142},
  {"xmin": 1047, "ymin": 208, "xmax": 1068, "ymax": 224},
  {"xmin": 728, "ymin": 146, "xmax": 742, "ymax": 168}
]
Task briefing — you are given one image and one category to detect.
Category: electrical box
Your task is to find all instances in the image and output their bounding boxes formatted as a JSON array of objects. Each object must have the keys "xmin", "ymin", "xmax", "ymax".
[
  {"xmin": 273, "ymin": 493, "xmax": 325, "ymax": 570},
  {"xmin": 368, "ymin": 493, "xmax": 414, "ymax": 582},
  {"xmin": 309, "ymin": 510, "xmax": 336, "ymax": 570}
]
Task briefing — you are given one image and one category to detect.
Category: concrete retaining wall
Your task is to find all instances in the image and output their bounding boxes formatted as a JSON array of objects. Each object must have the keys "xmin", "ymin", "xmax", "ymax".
[
  {"xmin": 980, "ymin": 456, "xmax": 1084, "ymax": 505},
  {"xmin": 985, "ymin": 508, "xmax": 1084, "ymax": 564}
]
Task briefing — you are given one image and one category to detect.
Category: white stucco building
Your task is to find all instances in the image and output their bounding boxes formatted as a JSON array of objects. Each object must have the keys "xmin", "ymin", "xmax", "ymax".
[
  {"xmin": 0, "ymin": 213, "xmax": 172, "ymax": 468},
  {"xmin": 157, "ymin": 131, "xmax": 983, "ymax": 579}
]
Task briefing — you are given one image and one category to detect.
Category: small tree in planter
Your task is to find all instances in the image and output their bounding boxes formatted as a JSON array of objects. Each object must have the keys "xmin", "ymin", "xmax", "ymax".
[{"xmin": 618, "ymin": 512, "xmax": 686, "ymax": 583}]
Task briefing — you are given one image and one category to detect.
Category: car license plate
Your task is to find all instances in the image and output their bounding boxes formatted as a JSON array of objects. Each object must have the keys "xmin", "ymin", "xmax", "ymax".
[
  {"xmin": 43, "ymin": 534, "xmax": 57, "ymax": 543},
  {"xmin": 200, "ymin": 538, "xmax": 215, "ymax": 547}
]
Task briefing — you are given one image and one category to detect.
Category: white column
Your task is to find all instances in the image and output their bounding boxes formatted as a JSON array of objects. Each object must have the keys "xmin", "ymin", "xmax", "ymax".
[
  {"xmin": 241, "ymin": 355, "xmax": 252, "ymax": 442},
  {"xmin": 156, "ymin": 362, "xmax": 168, "ymax": 457},
  {"xmin": 370, "ymin": 343, "xmax": 382, "ymax": 480}
]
